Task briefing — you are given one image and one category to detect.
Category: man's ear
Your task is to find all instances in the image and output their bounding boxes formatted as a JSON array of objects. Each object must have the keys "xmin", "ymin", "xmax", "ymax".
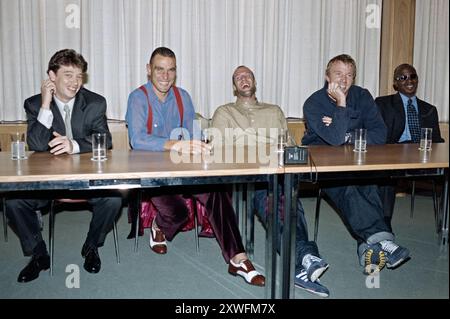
[
  {"xmin": 48, "ymin": 70, "xmax": 57, "ymax": 81},
  {"xmin": 146, "ymin": 63, "xmax": 152, "ymax": 78},
  {"xmin": 393, "ymin": 82, "xmax": 398, "ymax": 91}
]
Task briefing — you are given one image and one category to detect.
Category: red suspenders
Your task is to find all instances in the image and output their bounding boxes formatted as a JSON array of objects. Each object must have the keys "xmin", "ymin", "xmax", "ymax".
[{"xmin": 138, "ymin": 85, "xmax": 184, "ymax": 135}]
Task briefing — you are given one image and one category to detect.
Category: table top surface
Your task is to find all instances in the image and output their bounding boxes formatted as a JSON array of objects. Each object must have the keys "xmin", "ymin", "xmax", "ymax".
[
  {"xmin": 284, "ymin": 143, "xmax": 449, "ymax": 173},
  {"xmin": 0, "ymin": 147, "xmax": 286, "ymax": 183},
  {"xmin": 1, "ymin": 143, "xmax": 448, "ymax": 183}
]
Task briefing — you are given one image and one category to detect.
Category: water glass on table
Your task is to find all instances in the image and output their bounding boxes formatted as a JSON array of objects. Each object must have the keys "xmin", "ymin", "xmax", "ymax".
[
  {"xmin": 419, "ymin": 128, "xmax": 432, "ymax": 151},
  {"xmin": 277, "ymin": 128, "xmax": 287, "ymax": 153},
  {"xmin": 91, "ymin": 133, "xmax": 107, "ymax": 161},
  {"xmin": 353, "ymin": 128, "xmax": 367, "ymax": 152},
  {"xmin": 201, "ymin": 128, "xmax": 214, "ymax": 154},
  {"xmin": 10, "ymin": 132, "xmax": 27, "ymax": 160}
]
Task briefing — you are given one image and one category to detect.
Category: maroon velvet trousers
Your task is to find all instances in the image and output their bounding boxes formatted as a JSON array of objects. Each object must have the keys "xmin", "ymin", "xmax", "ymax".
[{"xmin": 151, "ymin": 188, "xmax": 245, "ymax": 263}]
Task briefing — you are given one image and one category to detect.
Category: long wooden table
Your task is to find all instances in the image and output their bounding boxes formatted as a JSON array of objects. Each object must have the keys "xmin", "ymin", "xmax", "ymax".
[
  {"xmin": 0, "ymin": 148, "xmax": 295, "ymax": 299},
  {"xmin": 282, "ymin": 143, "xmax": 449, "ymax": 299}
]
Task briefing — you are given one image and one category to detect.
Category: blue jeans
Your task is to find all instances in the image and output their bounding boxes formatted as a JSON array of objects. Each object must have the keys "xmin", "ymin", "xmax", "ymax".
[
  {"xmin": 253, "ymin": 188, "xmax": 320, "ymax": 274},
  {"xmin": 323, "ymin": 184, "xmax": 394, "ymax": 264}
]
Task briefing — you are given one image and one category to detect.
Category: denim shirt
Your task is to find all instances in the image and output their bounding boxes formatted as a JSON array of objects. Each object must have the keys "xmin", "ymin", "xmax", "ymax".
[{"xmin": 126, "ymin": 82, "xmax": 197, "ymax": 151}]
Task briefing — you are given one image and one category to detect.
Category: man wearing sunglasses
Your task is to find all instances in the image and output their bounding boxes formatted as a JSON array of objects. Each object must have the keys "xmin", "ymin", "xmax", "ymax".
[
  {"xmin": 375, "ymin": 64, "xmax": 444, "ymax": 144},
  {"xmin": 375, "ymin": 63, "xmax": 445, "ymax": 229}
]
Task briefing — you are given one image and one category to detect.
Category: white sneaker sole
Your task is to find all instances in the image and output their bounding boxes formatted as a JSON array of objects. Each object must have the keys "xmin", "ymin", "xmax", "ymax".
[
  {"xmin": 310, "ymin": 264, "xmax": 329, "ymax": 282},
  {"xmin": 294, "ymin": 282, "xmax": 329, "ymax": 298}
]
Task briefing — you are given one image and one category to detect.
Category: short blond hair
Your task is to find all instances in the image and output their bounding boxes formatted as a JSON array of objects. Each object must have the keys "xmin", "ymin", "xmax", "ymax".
[{"xmin": 325, "ymin": 54, "xmax": 357, "ymax": 79}]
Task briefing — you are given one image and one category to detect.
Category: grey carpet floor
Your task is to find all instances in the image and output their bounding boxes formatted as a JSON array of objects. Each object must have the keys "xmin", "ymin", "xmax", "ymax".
[{"xmin": 0, "ymin": 194, "xmax": 448, "ymax": 299}]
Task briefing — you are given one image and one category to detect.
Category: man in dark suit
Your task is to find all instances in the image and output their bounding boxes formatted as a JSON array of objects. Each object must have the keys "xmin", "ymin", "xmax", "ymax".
[
  {"xmin": 6, "ymin": 49, "xmax": 122, "ymax": 283},
  {"xmin": 375, "ymin": 63, "xmax": 445, "ymax": 229}
]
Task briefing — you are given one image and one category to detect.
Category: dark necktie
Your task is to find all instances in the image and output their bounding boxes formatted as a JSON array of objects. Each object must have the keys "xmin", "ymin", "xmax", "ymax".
[
  {"xmin": 406, "ymin": 98, "xmax": 420, "ymax": 143},
  {"xmin": 64, "ymin": 104, "xmax": 73, "ymax": 139}
]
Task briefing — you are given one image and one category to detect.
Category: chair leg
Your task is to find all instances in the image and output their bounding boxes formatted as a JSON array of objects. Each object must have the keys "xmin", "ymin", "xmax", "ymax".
[
  {"xmin": 134, "ymin": 191, "xmax": 141, "ymax": 252},
  {"xmin": 432, "ymin": 180, "xmax": 440, "ymax": 231},
  {"xmin": 193, "ymin": 207, "xmax": 199, "ymax": 254},
  {"xmin": 410, "ymin": 180, "xmax": 416, "ymax": 218},
  {"xmin": 246, "ymin": 183, "xmax": 255, "ymax": 259},
  {"xmin": 113, "ymin": 220, "xmax": 120, "ymax": 264},
  {"xmin": 2, "ymin": 198, "xmax": 7, "ymax": 242},
  {"xmin": 49, "ymin": 200, "xmax": 55, "ymax": 276},
  {"xmin": 314, "ymin": 189, "xmax": 322, "ymax": 242}
]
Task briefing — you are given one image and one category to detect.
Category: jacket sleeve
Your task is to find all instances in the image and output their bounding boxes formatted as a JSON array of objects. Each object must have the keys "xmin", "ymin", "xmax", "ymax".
[
  {"xmin": 303, "ymin": 95, "xmax": 351, "ymax": 145},
  {"xmin": 24, "ymin": 98, "xmax": 53, "ymax": 152},
  {"xmin": 421, "ymin": 105, "xmax": 445, "ymax": 143}
]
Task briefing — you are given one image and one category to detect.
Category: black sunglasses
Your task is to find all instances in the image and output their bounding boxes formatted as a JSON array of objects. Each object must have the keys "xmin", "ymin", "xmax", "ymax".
[{"xmin": 395, "ymin": 74, "xmax": 418, "ymax": 82}]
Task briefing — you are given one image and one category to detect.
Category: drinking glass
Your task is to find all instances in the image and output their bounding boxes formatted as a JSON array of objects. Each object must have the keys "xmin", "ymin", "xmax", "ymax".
[
  {"xmin": 419, "ymin": 128, "xmax": 432, "ymax": 151},
  {"xmin": 91, "ymin": 133, "xmax": 107, "ymax": 161},
  {"xmin": 10, "ymin": 132, "xmax": 27, "ymax": 160},
  {"xmin": 353, "ymin": 128, "xmax": 367, "ymax": 152},
  {"xmin": 201, "ymin": 128, "xmax": 213, "ymax": 154}
]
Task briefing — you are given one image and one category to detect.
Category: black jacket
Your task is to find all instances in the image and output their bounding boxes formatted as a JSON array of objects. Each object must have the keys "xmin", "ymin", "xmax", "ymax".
[
  {"xmin": 24, "ymin": 87, "xmax": 113, "ymax": 152},
  {"xmin": 375, "ymin": 93, "xmax": 444, "ymax": 144}
]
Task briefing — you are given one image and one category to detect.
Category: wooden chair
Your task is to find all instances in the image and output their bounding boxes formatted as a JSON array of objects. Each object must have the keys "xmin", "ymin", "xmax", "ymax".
[
  {"xmin": 410, "ymin": 180, "xmax": 439, "ymax": 218},
  {"xmin": 48, "ymin": 198, "xmax": 120, "ymax": 275}
]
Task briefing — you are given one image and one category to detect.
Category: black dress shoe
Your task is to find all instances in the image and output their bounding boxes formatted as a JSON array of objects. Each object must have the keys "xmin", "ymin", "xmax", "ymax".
[
  {"xmin": 17, "ymin": 254, "xmax": 50, "ymax": 283},
  {"xmin": 81, "ymin": 242, "xmax": 90, "ymax": 258},
  {"xmin": 83, "ymin": 247, "xmax": 101, "ymax": 273}
]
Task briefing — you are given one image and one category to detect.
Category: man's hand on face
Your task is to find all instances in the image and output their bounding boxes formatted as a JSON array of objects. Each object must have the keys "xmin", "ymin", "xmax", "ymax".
[
  {"xmin": 48, "ymin": 131, "xmax": 73, "ymax": 155},
  {"xmin": 41, "ymin": 79, "xmax": 56, "ymax": 109},
  {"xmin": 327, "ymin": 82, "xmax": 347, "ymax": 107},
  {"xmin": 165, "ymin": 140, "xmax": 212, "ymax": 154}
]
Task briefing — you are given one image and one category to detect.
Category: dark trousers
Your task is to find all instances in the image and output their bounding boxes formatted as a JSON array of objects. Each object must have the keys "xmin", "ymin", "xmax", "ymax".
[
  {"xmin": 323, "ymin": 184, "xmax": 391, "ymax": 242},
  {"xmin": 295, "ymin": 198, "xmax": 320, "ymax": 273},
  {"xmin": 5, "ymin": 197, "xmax": 122, "ymax": 256},
  {"xmin": 150, "ymin": 187, "xmax": 245, "ymax": 263},
  {"xmin": 378, "ymin": 183, "xmax": 396, "ymax": 232},
  {"xmin": 253, "ymin": 189, "xmax": 319, "ymax": 274}
]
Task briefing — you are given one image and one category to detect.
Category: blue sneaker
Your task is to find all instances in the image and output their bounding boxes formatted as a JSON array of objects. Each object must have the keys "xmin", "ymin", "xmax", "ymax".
[
  {"xmin": 302, "ymin": 254, "xmax": 329, "ymax": 282},
  {"xmin": 295, "ymin": 269, "xmax": 330, "ymax": 298},
  {"xmin": 379, "ymin": 240, "xmax": 410, "ymax": 268},
  {"xmin": 363, "ymin": 243, "xmax": 386, "ymax": 275}
]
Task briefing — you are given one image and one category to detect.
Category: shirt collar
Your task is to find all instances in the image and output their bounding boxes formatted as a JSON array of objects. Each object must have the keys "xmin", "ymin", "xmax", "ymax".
[
  {"xmin": 53, "ymin": 95, "xmax": 76, "ymax": 116},
  {"xmin": 399, "ymin": 92, "xmax": 417, "ymax": 106},
  {"xmin": 235, "ymin": 99, "xmax": 259, "ymax": 108},
  {"xmin": 147, "ymin": 81, "xmax": 175, "ymax": 104}
]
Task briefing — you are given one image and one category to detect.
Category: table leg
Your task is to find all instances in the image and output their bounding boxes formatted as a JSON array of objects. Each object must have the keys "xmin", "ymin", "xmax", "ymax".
[
  {"xmin": 265, "ymin": 174, "xmax": 278, "ymax": 299},
  {"xmin": 439, "ymin": 169, "xmax": 448, "ymax": 247},
  {"xmin": 280, "ymin": 173, "xmax": 297, "ymax": 299}
]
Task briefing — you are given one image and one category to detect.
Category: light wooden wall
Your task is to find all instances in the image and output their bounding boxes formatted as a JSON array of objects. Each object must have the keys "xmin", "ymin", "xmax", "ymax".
[
  {"xmin": 0, "ymin": 121, "xmax": 129, "ymax": 152},
  {"xmin": 1, "ymin": 120, "xmax": 448, "ymax": 152},
  {"xmin": 0, "ymin": 123, "xmax": 27, "ymax": 152},
  {"xmin": 287, "ymin": 120, "xmax": 306, "ymax": 146},
  {"xmin": 379, "ymin": 0, "xmax": 416, "ymax": 96}
]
